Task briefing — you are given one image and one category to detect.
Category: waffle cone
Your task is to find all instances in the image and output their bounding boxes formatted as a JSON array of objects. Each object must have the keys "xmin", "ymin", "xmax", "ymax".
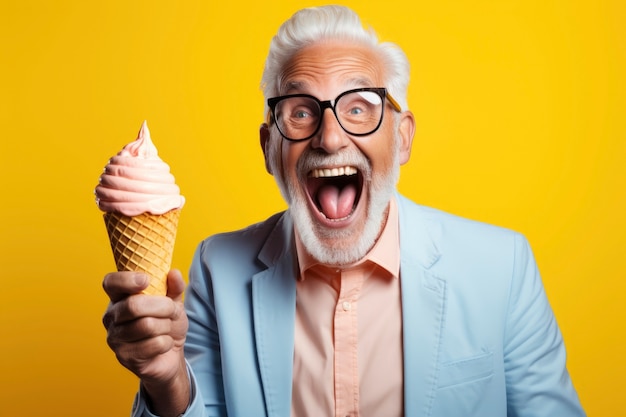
[{"xmin": 104, "ymin": 209, "xmax": 180, "ymax": 295}]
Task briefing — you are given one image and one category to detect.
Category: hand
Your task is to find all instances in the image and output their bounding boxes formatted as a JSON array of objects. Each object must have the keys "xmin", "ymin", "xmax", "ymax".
[{"xmin": 102, "ymin": 270, "xmax": 190, "ymax": 416}]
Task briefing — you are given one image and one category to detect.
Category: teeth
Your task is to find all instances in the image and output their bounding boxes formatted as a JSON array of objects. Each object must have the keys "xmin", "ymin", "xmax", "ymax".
[{"xmin": 311, "ymin": 166, "xmax": 357, "ymax": 178}]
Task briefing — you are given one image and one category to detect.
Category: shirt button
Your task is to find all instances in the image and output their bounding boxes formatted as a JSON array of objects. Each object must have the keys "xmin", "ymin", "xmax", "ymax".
[{"xmin": 342, "ymin": 301, "xmax": 352, "ymax": 311}]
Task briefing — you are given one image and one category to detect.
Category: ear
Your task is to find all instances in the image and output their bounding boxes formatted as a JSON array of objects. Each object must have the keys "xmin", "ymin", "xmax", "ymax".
[
  {"xmin": 398, "ymin": 111, "xmax": 415, "ymax": 165},
  {"xmin": 259, "ymin": 123, "xmax": 273, "ymax": 175}
]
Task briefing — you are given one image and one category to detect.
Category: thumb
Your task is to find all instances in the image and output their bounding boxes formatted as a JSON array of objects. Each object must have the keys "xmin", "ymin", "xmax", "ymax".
[{"xmin": 166, "ymin": 269, "xmax": 186, "ymax": 301}]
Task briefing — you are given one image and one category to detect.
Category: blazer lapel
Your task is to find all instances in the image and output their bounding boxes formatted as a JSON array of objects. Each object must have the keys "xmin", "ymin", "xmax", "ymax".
[
  {"xmin": 252, "ymin": 212, "xmax": 298, "ymax": 417},
  {"xmin": 397, "ymin": 195, "xmax": 446, "ymax": 417}
]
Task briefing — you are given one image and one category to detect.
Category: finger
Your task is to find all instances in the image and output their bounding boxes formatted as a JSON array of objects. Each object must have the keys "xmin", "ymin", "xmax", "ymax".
[
  {"xmin": 111, "ymin": 335, "xmax": 176, "ymax": 365},
  {"xmin": 103, "ymin": 293, "xmax": 176, "ymax": 333},
  {"xmin": 107, "ymin": 316, "xmax": 174, "ymax": 344},
  {"xmin": 102, "ymin": 304, "xmax": 115, "ymax": 330},
  {"xmin": 103, "ymin": 272, "xmax": 150, "ymax": 302},
  {"xmin": 166, "ymin": 269, "xmax": 186, "ymax": 301},
  {"xmin": 114, "ymin": 294, "xmax": 178, "ymax": 324}
]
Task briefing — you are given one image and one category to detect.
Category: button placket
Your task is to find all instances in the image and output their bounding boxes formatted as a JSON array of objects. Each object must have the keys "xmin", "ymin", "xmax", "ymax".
[{"xmin": 333, "ymin": 267, "xmax": 365, "ymax": 417}]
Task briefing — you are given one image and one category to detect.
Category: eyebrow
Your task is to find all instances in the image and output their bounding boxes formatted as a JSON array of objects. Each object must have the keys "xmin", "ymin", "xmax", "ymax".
[
  {"xmin": 282, "ymin": 81, "xmax": 307, "ymax": 95},
  {"xmin": 281, "ymin": 77, "xmax": 375, "ymax": 96}
]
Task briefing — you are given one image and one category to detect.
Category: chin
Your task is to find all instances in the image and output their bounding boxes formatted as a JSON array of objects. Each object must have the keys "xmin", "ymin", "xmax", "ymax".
[
  {"xmin": 292, "ymin": 203, "xmax": 387, "ymax": 266},
  {"xmin": 288, "ymin": 160, "xmax": 398, "ymax": 267}
]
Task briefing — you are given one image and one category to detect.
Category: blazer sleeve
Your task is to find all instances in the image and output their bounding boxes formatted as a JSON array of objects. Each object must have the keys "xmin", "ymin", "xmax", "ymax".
[
  {"xmin": 503, "ymin": 233, "xmax": 585, "ymax": 416},
  {"xmin": 129, "ymin": 241, "xmax": 222, "ymax": 417},
  {"xmin": 130, "ymin": 362, "xmax": 207, "ymax": 417},
  {"xmin": 182, "ymin": 240, "xmax": 228, "ymax": 416}
]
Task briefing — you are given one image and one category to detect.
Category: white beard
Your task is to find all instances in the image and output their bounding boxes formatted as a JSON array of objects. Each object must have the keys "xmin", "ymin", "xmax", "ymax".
[{"xmin": 267, "ymin": 130, "xmax": 400, "ymax": 267}]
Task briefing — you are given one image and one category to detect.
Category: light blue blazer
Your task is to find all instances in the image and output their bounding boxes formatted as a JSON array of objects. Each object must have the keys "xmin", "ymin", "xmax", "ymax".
[{"xmin": 133, "ymin": 194, "xmax": 585, "ymax": 417}]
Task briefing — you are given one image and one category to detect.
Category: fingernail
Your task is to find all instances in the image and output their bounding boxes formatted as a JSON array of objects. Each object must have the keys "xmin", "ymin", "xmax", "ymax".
[{"xmin": 134, "ymin": 274, "xmax": 147, "ymax": 287}]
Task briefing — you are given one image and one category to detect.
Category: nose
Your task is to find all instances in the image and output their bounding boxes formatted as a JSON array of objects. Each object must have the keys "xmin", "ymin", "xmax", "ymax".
[{"xmin": 311, "ymin": 108, "xmax": 349, "ymax": 153}]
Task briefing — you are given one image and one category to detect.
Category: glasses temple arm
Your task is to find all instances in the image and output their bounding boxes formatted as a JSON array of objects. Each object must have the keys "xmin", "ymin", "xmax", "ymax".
[{"xmin": 386, "ymin": 92, "xmax": 402, "ymax": 112}]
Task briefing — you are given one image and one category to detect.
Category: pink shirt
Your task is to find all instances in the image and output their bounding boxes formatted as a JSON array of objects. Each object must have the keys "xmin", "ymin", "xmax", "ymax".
[{"xmin": 292, "ymin": 198, "xmax": 403, "ymax": 417}]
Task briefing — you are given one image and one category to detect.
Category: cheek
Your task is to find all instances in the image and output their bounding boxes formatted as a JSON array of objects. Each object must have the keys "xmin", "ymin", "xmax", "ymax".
[
  {"xmin": 372, "ymin": 127, "xmax": 399, "ymax": 172},
  {"xmin": 360, "ymin": 139, "xmax": 395, "ymax": 174},
  {"xmin": 374, "ymin": 144, "xmax": 394, "ymax": 166},
  {"xmin": 282, "ymin": 141, "xmax": 307, "ymax": 173}
]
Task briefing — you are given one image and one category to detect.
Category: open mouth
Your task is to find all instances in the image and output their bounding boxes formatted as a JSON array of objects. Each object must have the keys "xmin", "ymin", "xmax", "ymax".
[{"xmin": 306, "ymin": 166, "xmax": 363, "ymax": 221}]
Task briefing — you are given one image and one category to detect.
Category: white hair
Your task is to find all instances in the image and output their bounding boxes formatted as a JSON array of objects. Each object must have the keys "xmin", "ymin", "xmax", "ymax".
[{"xmin": 260, "ymin": 5, "xmax": 411, "ymax": 111}]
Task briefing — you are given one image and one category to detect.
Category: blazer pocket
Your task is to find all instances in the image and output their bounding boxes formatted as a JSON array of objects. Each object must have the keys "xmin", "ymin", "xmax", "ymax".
[{"xmin": 437, "ymin": 350, "xmax": 494, "ymax": 389}]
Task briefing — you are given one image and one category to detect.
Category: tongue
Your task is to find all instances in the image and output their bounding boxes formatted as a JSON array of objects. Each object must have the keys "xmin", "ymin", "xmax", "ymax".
[{"xmin": 317, "ymin": 183, "xmax": 357, "ymax": 219}]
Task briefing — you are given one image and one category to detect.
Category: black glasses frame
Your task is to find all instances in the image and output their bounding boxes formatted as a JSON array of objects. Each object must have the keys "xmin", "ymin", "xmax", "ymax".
[{"xmin": 267, "ymin": 87, "xmax": 402, "ymax": 142}]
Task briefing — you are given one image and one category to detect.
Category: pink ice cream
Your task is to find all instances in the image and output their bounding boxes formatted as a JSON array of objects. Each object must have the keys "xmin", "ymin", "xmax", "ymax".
[{"xmin": 95, "ymin": 121, "xmax": 185, "ymax": 216}]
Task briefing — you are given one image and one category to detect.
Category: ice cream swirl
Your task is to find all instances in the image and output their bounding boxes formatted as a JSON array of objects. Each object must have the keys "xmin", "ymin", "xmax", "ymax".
[{"xmin": 95, "ymin": 121, "xmax": 185, "ymax": 216}]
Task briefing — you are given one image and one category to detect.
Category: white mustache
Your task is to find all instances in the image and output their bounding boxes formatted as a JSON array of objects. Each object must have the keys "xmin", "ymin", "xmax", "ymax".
[{"xmin": 296, "ymin": 148, "xmax": 371, "ymax": 180}]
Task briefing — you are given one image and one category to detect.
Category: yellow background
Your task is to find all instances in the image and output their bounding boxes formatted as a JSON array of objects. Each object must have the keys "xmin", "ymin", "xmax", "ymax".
[{"xmin": 1, "ymin": 0, "xmax": 623, "ymax": 415}]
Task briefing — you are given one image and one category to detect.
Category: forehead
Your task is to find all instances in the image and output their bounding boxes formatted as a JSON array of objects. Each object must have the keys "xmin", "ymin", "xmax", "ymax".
[{"xmin": 279, "ymin": 41, "xmax": 385, "ymax": 95}]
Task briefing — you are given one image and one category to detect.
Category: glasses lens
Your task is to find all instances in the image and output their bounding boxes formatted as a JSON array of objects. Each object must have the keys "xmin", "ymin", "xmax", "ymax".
[
  {"xmin": 274, "ymin": 96, "xmax": 321, "ymax": 141},
  {"xmin": 336, "ymin": 90, "xmax": 383, "ymax": 135},
  {"xmin": 271, "ymin": 89, "xmax": 386, "ymax": 141}
]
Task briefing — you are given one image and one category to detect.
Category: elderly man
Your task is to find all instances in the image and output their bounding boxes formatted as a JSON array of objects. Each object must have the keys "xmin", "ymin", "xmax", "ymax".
[{"xmin": 102, "ymin": 5, "xmax": 585, "ymax": 417}]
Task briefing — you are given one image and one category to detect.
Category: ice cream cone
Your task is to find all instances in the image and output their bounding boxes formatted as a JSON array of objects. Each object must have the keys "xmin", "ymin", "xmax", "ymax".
[{"xmin": 104, "ymin": 209, "xmax": 180, "ymax": 295}]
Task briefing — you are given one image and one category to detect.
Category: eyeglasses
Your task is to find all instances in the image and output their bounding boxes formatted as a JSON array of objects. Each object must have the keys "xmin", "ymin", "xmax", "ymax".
[{"xmin": 267, "ymin": 87, "xmax": 402, "ymax": 142}]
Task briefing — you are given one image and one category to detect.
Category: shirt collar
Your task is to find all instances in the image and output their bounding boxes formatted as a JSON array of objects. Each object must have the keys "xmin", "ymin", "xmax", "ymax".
[{"xmin": 294, "ymin": 196, "xmax": 400, "ymax": 279}]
